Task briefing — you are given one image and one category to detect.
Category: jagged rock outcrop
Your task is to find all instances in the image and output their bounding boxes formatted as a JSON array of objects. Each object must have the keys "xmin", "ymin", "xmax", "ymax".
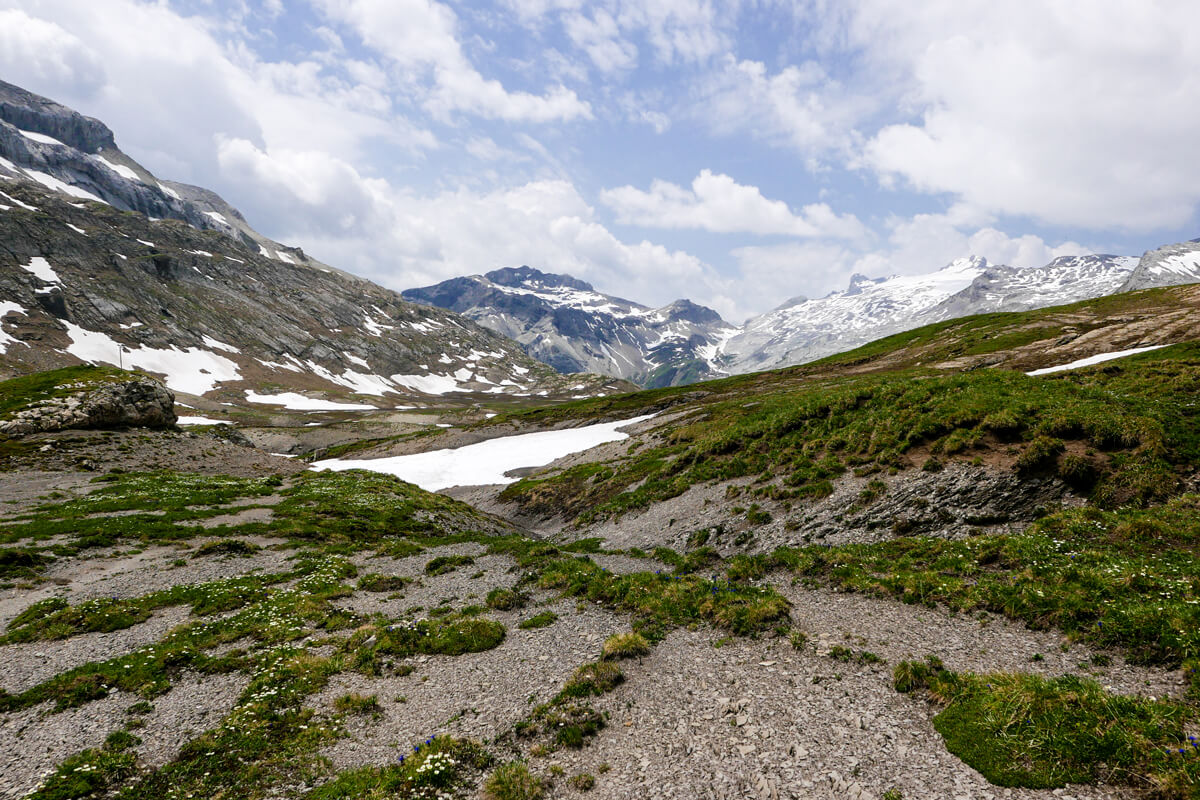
[{"xmin": 0, "ymin": 377, "xmax": 176, "ymax": 435}]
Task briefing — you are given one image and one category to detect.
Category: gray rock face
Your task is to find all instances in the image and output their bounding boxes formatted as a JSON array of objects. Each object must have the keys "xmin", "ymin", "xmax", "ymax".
[
  {"xmin": 404, "ymin": 266, "xmax": 736, "ymax": 388},
  {"xmin": 0, "ymin": 378, "xmax": 176, "ymax": 435},
  {"xmin": 0, "ymin": 79, "xmax": 325, "ymax": 266},
  {"xmin": 0, "ymin": 80, "xmax": 115, "ymax": 153},
  {"xmin": 1119, "ymin": 239, "xmax": 1200, "ymax": 292}
]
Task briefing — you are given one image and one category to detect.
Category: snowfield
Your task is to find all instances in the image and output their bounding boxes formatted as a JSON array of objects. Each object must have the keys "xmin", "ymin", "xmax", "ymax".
[
  {"xmin": 244, "ymin": 391, "xmax": 378, "ymax": 411},
  {"xmin": 1026, "ymin": 345, "xmax": 1171, "ymax": 376},
  {"xmin": 312, "ymin": 414, "xmax": 657, "ymax": 491}
]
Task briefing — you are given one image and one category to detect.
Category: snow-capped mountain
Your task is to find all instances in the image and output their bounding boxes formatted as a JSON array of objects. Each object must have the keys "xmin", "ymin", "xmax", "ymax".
[
  {"xmin": 0, "ymin": 81, "xmax": 627, "ymax": 406},
  {"xmin": 723, "ymin": 257, "xmax": 991, "ymax": 373},
  {"xmin": 404, "ymin": 267, "xmax": 737, "ymax": 388},
  {"xmin": 1120, "ymin": 239, "xmax": 1200, "ymax": 291},
  {"xmin": 722, "ymin": 254, "xmax": 1142, "ymax": 373}
]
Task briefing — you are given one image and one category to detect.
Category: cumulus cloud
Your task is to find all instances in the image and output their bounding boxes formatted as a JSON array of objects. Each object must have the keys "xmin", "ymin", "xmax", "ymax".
[
  {"xmin": 313, "ymin": 0, "xmax": 592, "ymax": 122},
  {"xmin": 601, "ymin": 170, "xmax": 867, "ymax": 239},
  {"xmin": 211, "ymin": 139, "xmax": 728, "ymax": 314},
  {"xmin": 743, "ymin": 0, "xmax": 1200, "ymax": 231},
  {"xmin": 0, "ymin": 10, "xmax": 107, "ymax": 99}
]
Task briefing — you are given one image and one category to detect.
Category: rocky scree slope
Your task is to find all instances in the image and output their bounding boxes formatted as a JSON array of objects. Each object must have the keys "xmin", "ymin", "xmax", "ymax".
[
  {"xmin": 404, "ymin": 266, "xmax": 737, "ymax": 388},
  {"xmin": 0, "ymin": 79, "xmax": 317, "ymax": 266}
]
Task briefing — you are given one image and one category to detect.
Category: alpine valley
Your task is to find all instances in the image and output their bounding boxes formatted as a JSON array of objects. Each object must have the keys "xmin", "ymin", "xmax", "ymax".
[{"xmin": 3, "ymin": 77, "xmax": 1200, "ymax": 800}]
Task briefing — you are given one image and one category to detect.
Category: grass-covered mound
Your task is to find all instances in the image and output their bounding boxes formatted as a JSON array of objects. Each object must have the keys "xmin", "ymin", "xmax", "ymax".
[{"xmin": 894, "ymin": 657, "xmax": 1200, "ymax": 796}]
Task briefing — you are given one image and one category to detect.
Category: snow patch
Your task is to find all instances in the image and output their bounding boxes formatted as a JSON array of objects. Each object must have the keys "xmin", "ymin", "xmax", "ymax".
[
  {"xmin": 19, "ymin": 129, "xmax": 66, "ymax": 147},
  {"xmin": 62, "ymin": 322, "xmax": 242, "ymax": 395},
  {"xmin": 313, "ymin": 414, "xmax": 656, "ymax": 491},
  {"xmin": 176, "ymin": 416, "xmax": 228, "ymax": 426},
  {"xmin": 0, "ymin": 301, "xmax": 29, "ymax": 354},
  {"xmin": 158, "ymin": 182, "xmax": 181, "ymax": 200},
  {"xmin": 244, "ymin": 391, "xmax": 377, "ymax": 411},
  {"xmin": 20, "ymin": 256, "xmax": 59, "ymax": 285},
  {"xmin": 96, "ymin": 155, "xmax": 141, "ymax": 182},
  {"xmin": 66, "ymin": 223, "xmax": 87, "ymax": 236},
  {"xmin": 22, "ymin": 169, "xmax": 107, "ymax": 204},
  {"xmin": 0, "ymin": 190, "xmax": 36, "ymax": 211},
  {"xmin": 390, "ymin": 373, "xmax": 463, "ymax": 395},
  {"xmin": 201, "ymin": 335, "xmax": 241, "ymax": 354},
  {"xmin": 1027, "ymin": 345, "xmax": 1172, "ymax": 376}
]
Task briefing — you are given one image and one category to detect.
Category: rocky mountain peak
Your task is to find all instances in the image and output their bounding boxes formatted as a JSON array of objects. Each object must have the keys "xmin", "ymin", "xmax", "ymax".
[
  {"xmin": 485, "ymin": 265, "xmax": 594, "ymax": 292},
  {"xmin": 0, "ymin": 79, "xmax": 116, "ymax": 154}
]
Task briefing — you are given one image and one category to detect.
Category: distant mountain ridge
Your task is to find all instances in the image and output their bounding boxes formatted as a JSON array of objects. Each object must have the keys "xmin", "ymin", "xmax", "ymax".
[
  {"xmin": 409, "ymin": 242, "xmax": 1196, "ymax": 384},
  {"xmin": 0, "ymin": 80, "xmax": 628, "ymax": 406},
  {"xmin": 403, "ymin": 267, "xmax": 737, "ymax": 388}
]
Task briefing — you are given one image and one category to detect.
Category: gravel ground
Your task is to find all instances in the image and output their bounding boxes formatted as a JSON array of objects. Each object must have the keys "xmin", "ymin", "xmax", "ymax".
[
  {"xmin": 313, "ymin": 598, "xmax": 629, "ymax": 771},
  {"xmin": 0, "ymin": 670, "xmax": 248, "ymax": 799},
  {"xmin": 778, "ymin": 582, "xmax": 1186, "ymax": 700},
  {"xmin": 540, "ymin": 629, "xmax": 1137, "ymax": 800},
  {"xmin": 134, "ymin": 671, "xmax": 248, "ymax": 768},
  {"xmin": 0, "ymin": 694, "xmax": 129, "ymax": 799},
  {"xmin": 0, "ymin": 605, "xmax": 192, "ymax": 693},
  {"xmin": 0, "ymin": 540, "xmax": 298, "ymax": 628}
]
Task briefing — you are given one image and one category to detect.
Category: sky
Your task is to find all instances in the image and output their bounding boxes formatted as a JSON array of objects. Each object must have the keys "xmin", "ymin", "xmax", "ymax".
[{"xmin": 1, "ymin": 0, "xmax": 1198, "ymax": 323}]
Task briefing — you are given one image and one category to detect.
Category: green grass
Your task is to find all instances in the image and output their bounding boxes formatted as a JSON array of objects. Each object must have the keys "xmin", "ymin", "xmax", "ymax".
[
  {"xmin": 309, "ymin": 738, "xmax": 492, "ymax": 799},
  {"xmin": 517, "ymin": 611, "xmax": 557, "ymax": 629},
  {"xmin": 894, "ymin": 657, "xmax": 1200, "ymax": 795},
  {"xmin": 425, "ymin": 554, "xmax": 475, "ymax": 575},
  {"xmin": 486, "ymin": 587, "xmax": 526, "ymax": 610},
  {"xmin": 750, "ymin": 494, "xmax": 1200, "ymax": 666},
  {"xmin": 499, "ymin": 346, "xmax": 1200, "ymax": 524},
  {"xmin": 484, "ymin": 762, "xmax": 544, "ymax": 800},
  {"xmin": 342, "ymin": 614, "xmax": 506, "ymax": 675},
  {"xmin": 600, "ymin": 632, "xmax": 650, "ymax": 660}
]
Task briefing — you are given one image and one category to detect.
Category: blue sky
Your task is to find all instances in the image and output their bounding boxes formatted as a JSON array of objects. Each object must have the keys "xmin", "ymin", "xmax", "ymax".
[{"xmin": 2, "ymin": 0, "xmax": 1198, "ymax": 322}]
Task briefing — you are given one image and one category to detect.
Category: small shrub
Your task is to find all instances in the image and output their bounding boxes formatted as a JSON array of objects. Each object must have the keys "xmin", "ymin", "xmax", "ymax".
[
  {"xmin": 518, "ymin": 612, "xmax": 558, "ymax": 630},
  {"xmin": 568, "ymin": 773, "xmax": 595, "ymax": 790},
  {"xmin": 484, "ymin": 762, "xmax": 544, "ymax": 800},
  {"xmin": 358, "ymin": 573, "xmax": 411, "ymax": 592},
  {"xmin": 487, "ymin": 587, "xmax": 526, "ymax": 611},
  {"xmin": 921, "ymin": 457, "xmax": 944, "ymax": 473},
  {"xmin": 1016, "ymin": 436, "xmax": 1065, "ymax": 473},
  {"xmin": 560, "ymin": 662, "xmax": 624, "ymax": 698},
  {"xmin": 601, "ymin": 632, "xmax": 650, "ymax": 660},
  {"xmin": 193, "ymin": 539, "xmax": 261, "ymax": 558},
  {"xmin": 334, "ymin": 692, "xmax": 380, "ymax": 716},
  {"xmin": 426, "ymin": 555, "xmax": 475, "ymax": 575}
]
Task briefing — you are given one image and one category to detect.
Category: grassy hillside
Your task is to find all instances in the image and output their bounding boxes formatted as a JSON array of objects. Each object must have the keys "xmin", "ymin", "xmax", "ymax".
[{"xmin": 499, "ymin": 342, "xmax": 1200, "ymax": 523}]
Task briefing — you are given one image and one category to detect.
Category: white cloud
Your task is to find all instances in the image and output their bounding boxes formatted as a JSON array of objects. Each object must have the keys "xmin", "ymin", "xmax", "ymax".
[
  {"xmin": 212, "ymin": 139, "xmax": 727, "ymax": 314},
  {"xmin": 840, "ymin": 0, "xmax": 1200, "ymax": 230},
  {"xmin": 601, "ymin": 170, "xmax": 867, "ymax": 239},
  {"xmin": 0, "ymin": 10, "xmax": 107, "ymax": 99},
  {"xmin": 314, "ymin": 0, "xmax": 592, "ymax": 122},
  {"xmin": 697, "ymin": 56, "xmax": 868, "ymax": 160}
]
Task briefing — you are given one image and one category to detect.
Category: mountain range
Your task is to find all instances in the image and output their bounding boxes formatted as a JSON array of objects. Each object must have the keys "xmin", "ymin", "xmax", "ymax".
[
  {"xmin": 405, "ymin": 242, "xmax": 1200, "ymax": 384},
  {"xmin": 2, "ymin": 76, "xmax": 1199, "ymax": 401},
  {"xmin": 0, "ymin": 79, "xmax": 628, "ymax": 409}
]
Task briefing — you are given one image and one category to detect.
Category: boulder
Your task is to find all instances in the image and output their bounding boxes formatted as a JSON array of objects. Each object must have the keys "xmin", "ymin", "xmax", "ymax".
[{"xmin": 0, "ymin": 378, "xmax": 176, "ymax": 435}]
